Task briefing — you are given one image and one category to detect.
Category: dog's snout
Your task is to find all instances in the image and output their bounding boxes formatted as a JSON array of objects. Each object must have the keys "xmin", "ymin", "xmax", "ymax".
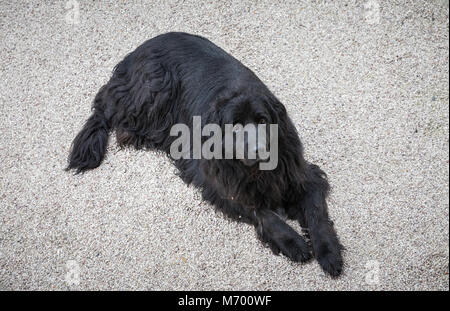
[
  {"xmin": 255, "ymin": 144, "xmax": 267, "ymax": 158},
  {"xmin": 241, "ymin": 144, "xmax": 264, "ymax": 166},
  {"xmin": 241, "ymin": 157, "xmax": 260, "ymax": 166}
]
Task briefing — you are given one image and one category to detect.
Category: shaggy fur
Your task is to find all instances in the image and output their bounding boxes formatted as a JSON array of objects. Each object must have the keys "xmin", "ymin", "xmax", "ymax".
[{"xmin": 67, "ymin": 32, "xmax": 344, "ymax": 277}]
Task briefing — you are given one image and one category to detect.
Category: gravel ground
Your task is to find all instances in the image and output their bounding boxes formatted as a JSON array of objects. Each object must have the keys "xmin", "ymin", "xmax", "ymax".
[{"xmin": 0, "ymin": 0, "xmax": 448, "ymax": 290}]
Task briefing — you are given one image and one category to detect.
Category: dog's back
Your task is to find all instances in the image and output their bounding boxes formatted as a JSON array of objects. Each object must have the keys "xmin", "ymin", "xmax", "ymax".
[{"xmin": 67, "ymin": 32, "xmax": 266, "ymax": 172}]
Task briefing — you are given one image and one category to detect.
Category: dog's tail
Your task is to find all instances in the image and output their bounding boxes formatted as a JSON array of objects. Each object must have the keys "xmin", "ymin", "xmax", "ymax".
[{"xmin": 66, "ymin": 106, "xmax": 110, "ymax": 174}]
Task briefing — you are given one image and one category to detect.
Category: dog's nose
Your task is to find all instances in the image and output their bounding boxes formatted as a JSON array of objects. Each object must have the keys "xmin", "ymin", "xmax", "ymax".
[
  {"xmin": 241, "ymin": 158, "xmax": 260, "ymax": 166},
  {"xmin": 242, "ymin": 144, "xmax": 267, "ymax": 166},
  {"xmin": 254, "ymin": 144, "xmax": 268, "ymax": 159}
]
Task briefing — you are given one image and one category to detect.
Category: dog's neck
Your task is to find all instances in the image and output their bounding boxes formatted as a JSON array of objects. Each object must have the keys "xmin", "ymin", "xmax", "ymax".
[{"xmin": 201, "ymin": 159, "xmax": 286, "ymax": 210}]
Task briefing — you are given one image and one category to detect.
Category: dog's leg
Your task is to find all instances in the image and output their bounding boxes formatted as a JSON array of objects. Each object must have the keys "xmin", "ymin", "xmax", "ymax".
[
  {"xmin": 300, "ymin": 164, "xmax": 343, "ymax": 277},
  {"xmin": 206, "ymin": 191, "xmax": 311, "ymax": 263},
  {"xmin": 254, "ymin": 209, "xmax": 312, "ymax": 263}
]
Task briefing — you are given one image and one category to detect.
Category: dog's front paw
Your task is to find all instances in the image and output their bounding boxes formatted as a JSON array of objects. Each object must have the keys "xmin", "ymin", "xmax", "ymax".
[
  {"xmin": 278, "ymin": 237, "xmax": 312, "ymax": 263},
  {"xmin": 316, "ymin": 244, "xmax": 343, "ymax": 277}
]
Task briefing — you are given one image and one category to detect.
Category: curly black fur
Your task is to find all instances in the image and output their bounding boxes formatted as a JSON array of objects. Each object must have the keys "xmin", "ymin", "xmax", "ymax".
[{"xmin": 67, "ymin": 32, "xmax": 343, "ymax": 277}]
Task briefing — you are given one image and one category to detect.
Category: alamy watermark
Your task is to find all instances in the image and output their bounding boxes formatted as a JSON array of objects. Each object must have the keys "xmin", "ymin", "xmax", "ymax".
[
  {"xmin": 169, "ymin": 116, "xmax": 279, "ymax": 170},
  {"xmin": 364, "ymin": 0, "xmax": 380, "ymax": 24},
  {"xmin": 365, "ymin": 260, "xmax": 380, "ymax": 285},
  {"xmin": 65, "ymin": 259, "xmax": 80, "ymax": 286},
  {"xmin": 65, "ymin": 0, "xmax": 80, "ymax": 25}
]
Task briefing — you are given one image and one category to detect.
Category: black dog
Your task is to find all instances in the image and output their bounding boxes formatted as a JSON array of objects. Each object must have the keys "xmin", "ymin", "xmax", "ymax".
[{"xmin": 67, "ymin": 32, "xmax": 343, "ymax": 276}]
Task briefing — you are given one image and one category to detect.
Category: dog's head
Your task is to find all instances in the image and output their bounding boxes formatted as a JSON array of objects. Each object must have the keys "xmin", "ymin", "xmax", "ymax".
[{"xmin": 212, "ymin": 93, "xmax": 282, "ymax": 168}]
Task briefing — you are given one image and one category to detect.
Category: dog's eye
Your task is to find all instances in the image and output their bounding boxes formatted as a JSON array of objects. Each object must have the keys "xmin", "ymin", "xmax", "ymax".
[{"xmin": 233, "ymin": 124, "xmax": 243, "ymax": 133}]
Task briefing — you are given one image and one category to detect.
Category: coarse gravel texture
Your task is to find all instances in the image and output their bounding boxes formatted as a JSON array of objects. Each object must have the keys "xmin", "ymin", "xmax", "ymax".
[{"xmin": 0, "ymin": 0, "xmax": 448, "ymax": 291}]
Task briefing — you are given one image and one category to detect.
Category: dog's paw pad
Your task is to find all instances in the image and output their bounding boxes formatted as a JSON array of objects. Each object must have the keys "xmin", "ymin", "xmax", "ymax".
[{"xmin": 281, "ymin": 238, "xmax": 312, "ymax": 263}]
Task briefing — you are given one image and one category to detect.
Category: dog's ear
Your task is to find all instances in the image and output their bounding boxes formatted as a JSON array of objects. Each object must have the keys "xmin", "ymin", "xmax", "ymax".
[
  {"xmin": 266, "ymin": 97, "xmax": 306, "ymax": 175},
  {"xmin": 265, "ymin": 97, "xmax": 287, "ymax": 124},
  {"xmin": 272, "ymin": 98, "xmax": 287, "ymax": 116}
]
